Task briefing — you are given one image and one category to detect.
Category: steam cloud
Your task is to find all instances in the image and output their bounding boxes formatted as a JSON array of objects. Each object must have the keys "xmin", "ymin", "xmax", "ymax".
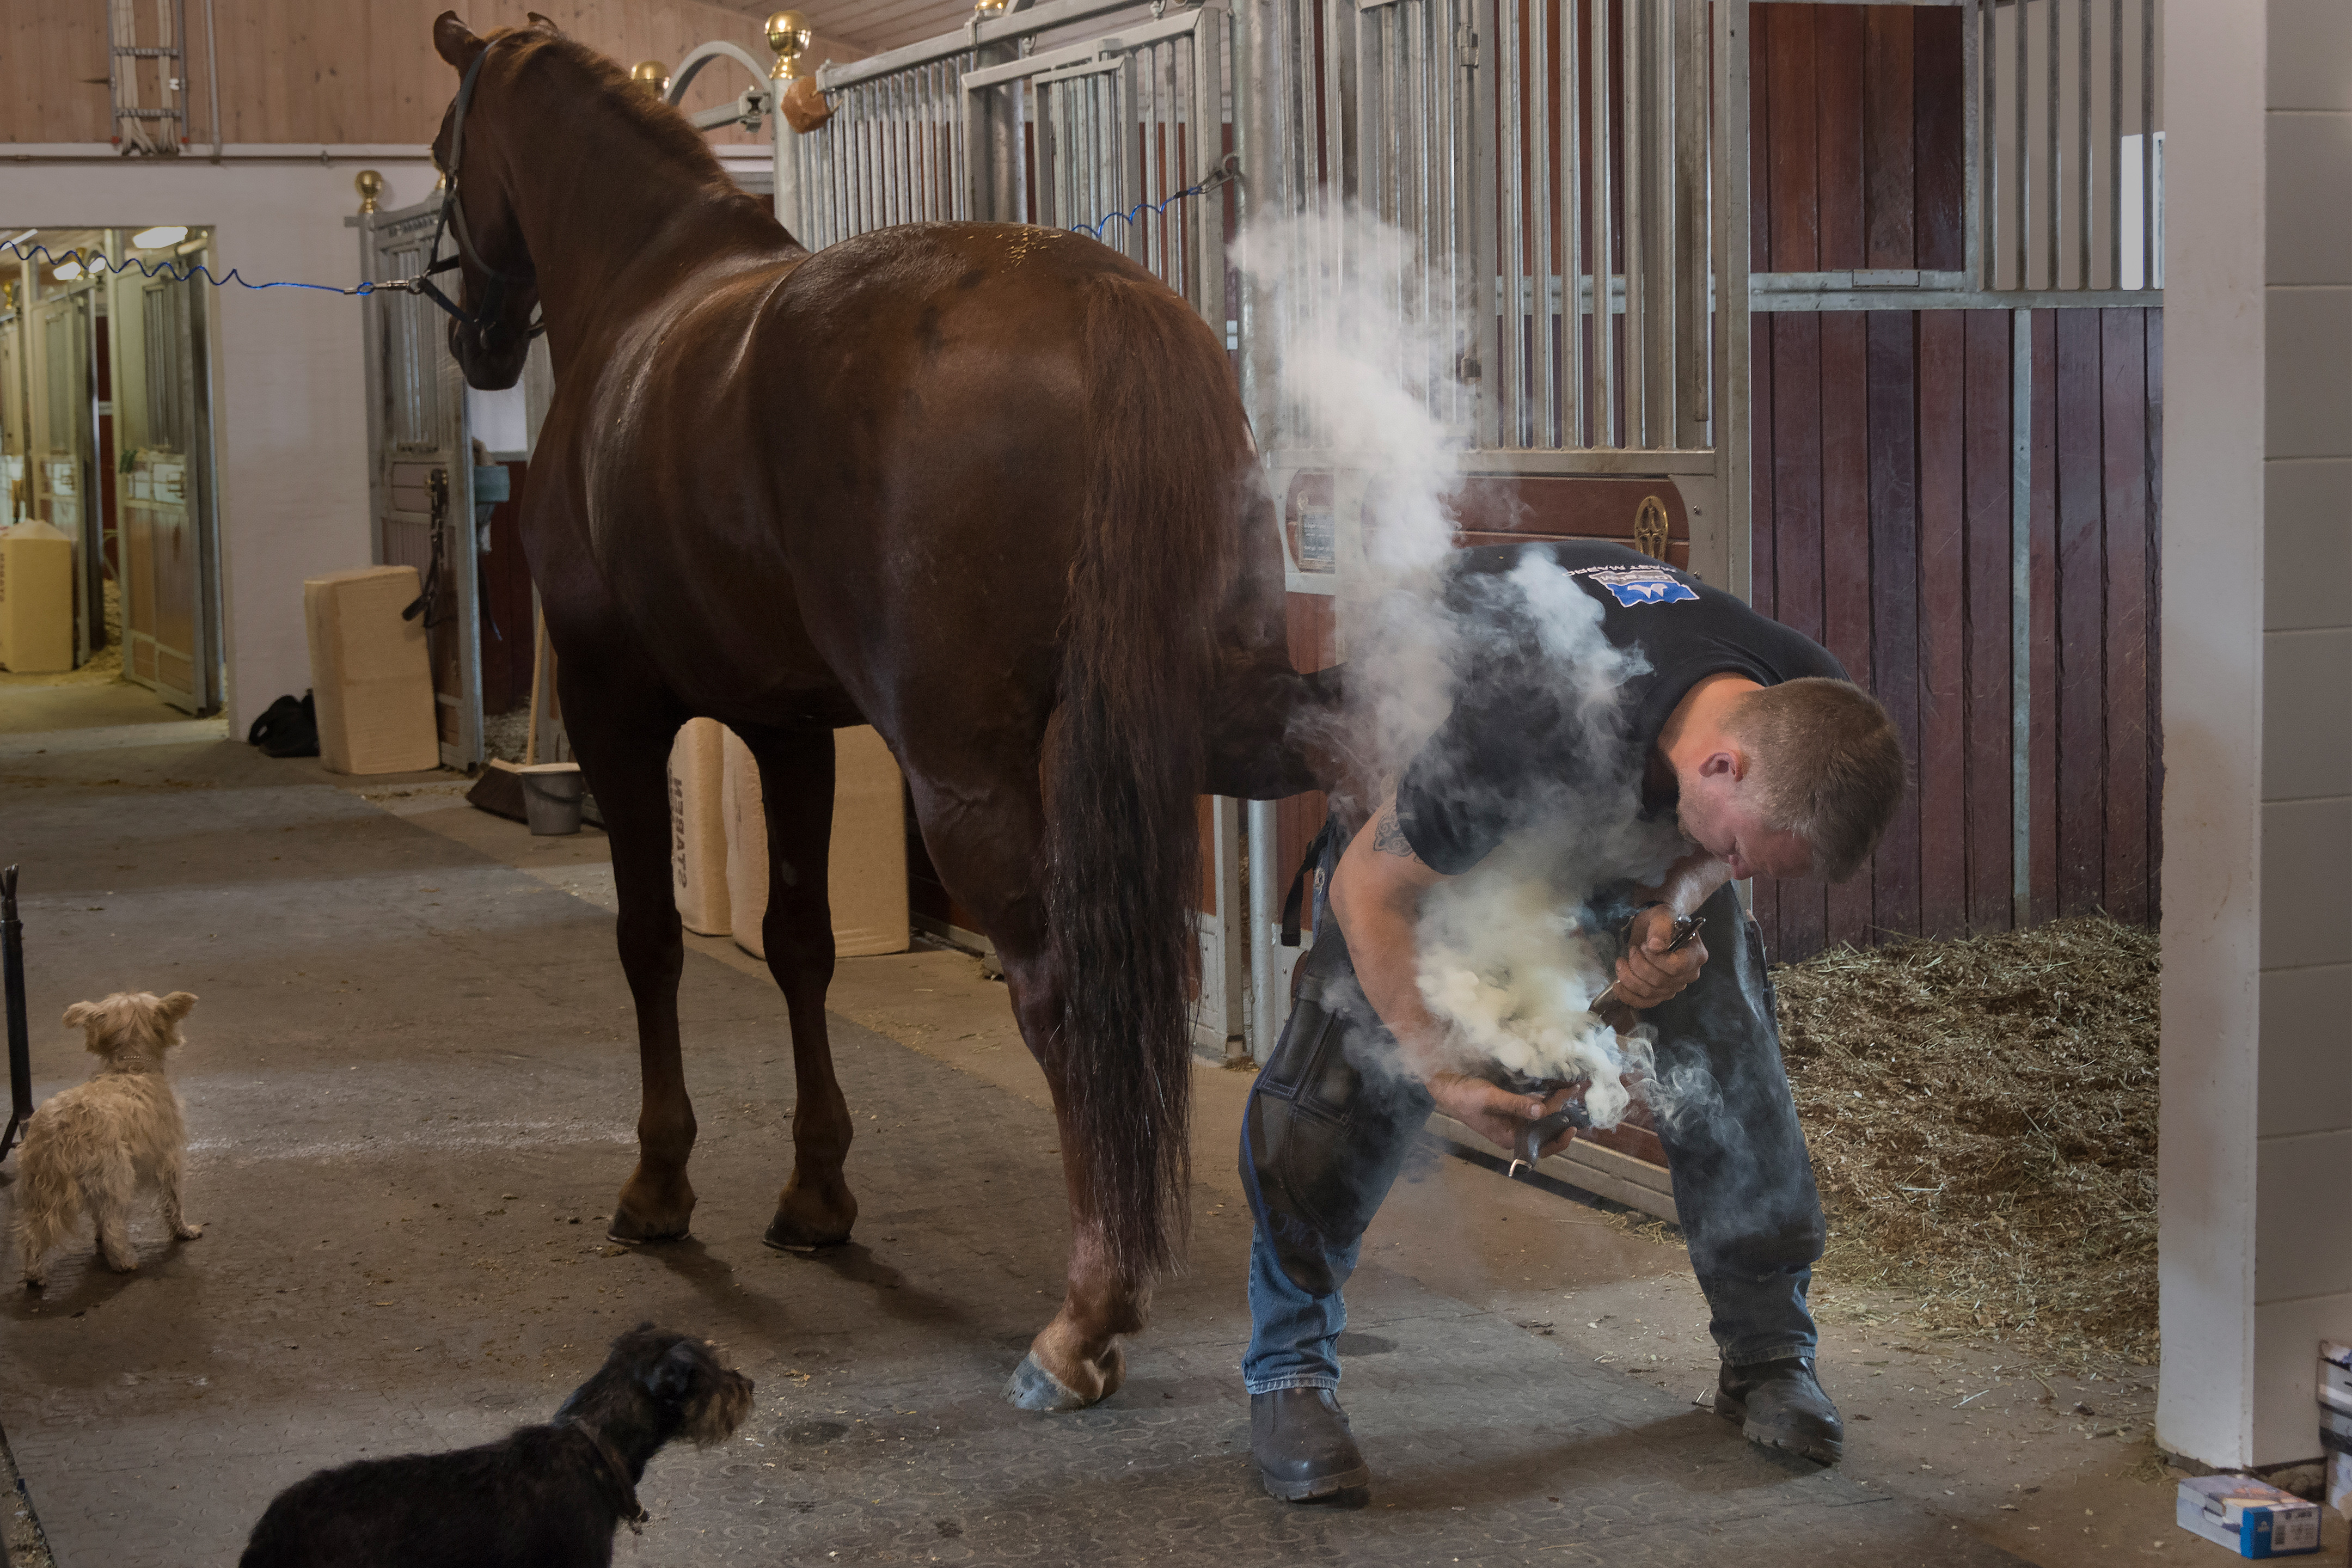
[{"xmin": 1234, "ymin": 207, "xmax": 1688, "ymax": 1127}]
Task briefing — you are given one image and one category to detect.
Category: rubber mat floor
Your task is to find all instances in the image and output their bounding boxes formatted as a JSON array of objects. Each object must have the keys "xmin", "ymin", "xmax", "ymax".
[{"xmin": 0, "ymin": 755, "xmax": 2024, "ymax": 1567}]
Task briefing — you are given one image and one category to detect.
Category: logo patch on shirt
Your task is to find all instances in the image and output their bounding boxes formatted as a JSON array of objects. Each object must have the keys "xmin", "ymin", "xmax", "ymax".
[{"xmin": 1587, "ymin": 566, "xmax": 1699, "ymax": 607}]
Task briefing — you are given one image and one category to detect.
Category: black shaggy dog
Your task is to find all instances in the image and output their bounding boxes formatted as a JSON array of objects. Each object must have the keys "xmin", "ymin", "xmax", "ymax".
[{"xmin": 238, "ymin": 1324, "xmax": 754, "ymax": 1568}]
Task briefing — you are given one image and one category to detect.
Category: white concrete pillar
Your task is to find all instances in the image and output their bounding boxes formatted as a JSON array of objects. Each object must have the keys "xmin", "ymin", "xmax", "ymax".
[{"xmin": 2158, "ymin": 0, "xmax": 2352, "ymax": 1469}]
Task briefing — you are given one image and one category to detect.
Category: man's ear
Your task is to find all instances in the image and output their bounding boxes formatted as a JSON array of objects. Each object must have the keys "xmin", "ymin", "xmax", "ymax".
[
  {"xmin": 434, "ymin": 12, "xmax": 486, "ymax": 70},
  {"xmin": 1697, "ymin": 748, "xmax": 1742, "ymax": 781}
]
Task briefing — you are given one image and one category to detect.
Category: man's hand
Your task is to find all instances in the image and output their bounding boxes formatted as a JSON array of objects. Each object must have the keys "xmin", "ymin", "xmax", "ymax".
[
  {"xmin": 1425, "ymin": 1071, "xmax": 1582, "ymax": 1160},
  {"xmin": 1611, "ymin": 904, "xmax": 1710, "ymax": 1010}
]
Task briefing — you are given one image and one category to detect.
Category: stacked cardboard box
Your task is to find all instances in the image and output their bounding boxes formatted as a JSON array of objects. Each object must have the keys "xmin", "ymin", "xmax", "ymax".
[
  {"xmin": 303, "ymin": 566, "xmax": 438, "ymax": 775},
  {"xmin": 668, "ymin": 719, "xmax": 731, "ymax": 936},
  {"xmin": 0, "ymin": 518, "xmax": 75, "ymax": 673},
  {"xmin": 669, "ymin": 723, "xmax": 908, "ymax": 961}
]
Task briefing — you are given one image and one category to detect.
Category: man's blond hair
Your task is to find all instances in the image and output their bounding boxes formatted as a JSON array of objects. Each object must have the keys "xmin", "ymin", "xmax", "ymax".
[{"xmin": 1720, "ymin": 677, "xmax": 1906, "ymax": 882}]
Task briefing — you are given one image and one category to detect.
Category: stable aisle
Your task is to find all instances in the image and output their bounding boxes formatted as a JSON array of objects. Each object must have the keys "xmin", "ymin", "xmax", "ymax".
[{"xmin": 0, "ymin": 731, "xmax": 2024, "ymax": 1567}]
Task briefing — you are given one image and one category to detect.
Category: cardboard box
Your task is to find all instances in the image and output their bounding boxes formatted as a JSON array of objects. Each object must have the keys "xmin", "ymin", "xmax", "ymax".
[
  {"xmin": 669, "ymin": 718, "xmax": 731, "ymax": 936},
  {"xmin": 0, "ymin": 520, "xmax": 75, "ymax": 673},
  {"xmin": 303, "ymin": 566, "xmax": 438, "ymax": 775},
  {"xmin": 722, "ymin": 725, "xmax": 909, "ymax": 961},
  {"xmin": 2175, "ymin": 1477, "xmax": 2321, "ymax": 1558}
]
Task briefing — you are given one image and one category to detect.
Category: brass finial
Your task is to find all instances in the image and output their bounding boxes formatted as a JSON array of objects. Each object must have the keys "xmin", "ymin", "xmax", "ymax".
[
  {"xmin": 765, "ymin": 11, "xmax": 811, "ymax": 79},
  {"xmin": 1633, "ymin": 494, "xmax": 1670, "ymax": 560},
  {"xmin": 354, "ymin": 168, "xmax": 384, "ymax": 214},
  {"xmin": 630, "ymin": 59, "xmax": 671, "ymax": 98}
]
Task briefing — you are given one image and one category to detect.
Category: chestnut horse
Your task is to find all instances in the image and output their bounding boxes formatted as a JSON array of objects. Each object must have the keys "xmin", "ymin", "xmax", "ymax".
[{"xmin": 425, "ymin": 14, "xmax": 1327, "ymax": 1410}]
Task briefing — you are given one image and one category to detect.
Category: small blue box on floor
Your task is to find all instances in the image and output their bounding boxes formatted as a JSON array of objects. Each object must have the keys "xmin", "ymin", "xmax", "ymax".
[{"xmin": 2175, "ymin": 1477, "xmax": 2321, "ymax": 1558}]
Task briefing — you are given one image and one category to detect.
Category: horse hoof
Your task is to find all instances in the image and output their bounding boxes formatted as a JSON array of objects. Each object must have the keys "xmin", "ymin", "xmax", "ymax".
[
  {"xmin": 761, "ymin": 1213, "xmax": 852, "ymax": 1253},
  {"xmin": 1004, "ymin": 1352, "xmax": 1102, "ymax": 1413},
  {"xmin": 606, "ymin": 1209, "xmax": 691, "ymax": 1245}
]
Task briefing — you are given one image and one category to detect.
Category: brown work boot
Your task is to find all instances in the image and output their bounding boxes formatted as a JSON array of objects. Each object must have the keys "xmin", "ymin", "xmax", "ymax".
[
  {"xmin": 1250, "ymin": 1388, "xmax": 1371, "ymax": 1501},
  {"xmin": 1716, "ymin": 1357, "xmax": 1845, "ymax": 1464}
]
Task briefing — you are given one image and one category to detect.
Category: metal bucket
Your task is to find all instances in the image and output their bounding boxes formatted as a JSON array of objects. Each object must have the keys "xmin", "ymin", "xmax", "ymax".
[{"xmin": 518, "ymin": 763, "xmax": 585, "ymax": 836}]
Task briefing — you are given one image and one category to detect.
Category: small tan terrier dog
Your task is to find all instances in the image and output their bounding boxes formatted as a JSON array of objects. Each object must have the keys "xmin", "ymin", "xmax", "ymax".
[{"xmin": 14, "ymin": 990, "xmax": 204, "ymax": 1288}]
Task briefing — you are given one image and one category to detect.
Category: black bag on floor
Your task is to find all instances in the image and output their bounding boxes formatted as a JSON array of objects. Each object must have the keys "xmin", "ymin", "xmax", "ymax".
[{"xmin": 247, "ymin": 691, "xmax": 319, "ymax": 758}]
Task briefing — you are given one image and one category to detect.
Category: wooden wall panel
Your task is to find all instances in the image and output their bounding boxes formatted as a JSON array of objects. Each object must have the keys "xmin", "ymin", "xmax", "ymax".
[
  {"xmin": 1961, "ymin": 309, "xmax": 2013, "ymax": 933},
  {"xmin": 1912, "ymin": 4, "xmax": 1965, "ymax": 271},
  {"xmin": 2099, "ymin": 309, "xmax": 2153, "ymax": 924},
  {"xmin": 1863, "ymin": 7, "xmax": 1915, "ymax": 270},
  {"xmin": 1865, "ymin": 310, "xmax": 1921, "ymax": 939},
  {"xmin": 2, "ymin": 0, "xmax": 865, "ymax": 148},
  {"xmin": 1749, "ymin": 9, "xmax": 2162, "ymax": 961},
  {"xmin": 1754, "ymin": 2, "xmax": 1964, "ymax": 275},
  {"xmin": 1748, "ymin": 304, "xmax": 2163, "ymax": 960},
  {"xmin": 2026, "ymin": 309, "xmax": 2060, "ymax": 923},
  {"xmin": 1913, "ymin": 310, "xmax": 1970, "ymax": 938},
  {"xmin": 2053, "ymin": 308, "xmax": 2106, "ymax": 914}
]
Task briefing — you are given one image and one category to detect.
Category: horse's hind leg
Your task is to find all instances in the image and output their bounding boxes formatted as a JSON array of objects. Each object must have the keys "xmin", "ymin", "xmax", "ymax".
[
  {"xmin": 560, "ymin": 681, "xmax": 697, "ymax": 1242},
  {"xmin": 906, "ymin": 767, "xmax": 1146, "ymax": 1412},
  {"xmin": 738, "ymin": 723, "xmax": 858, "ymax": 1252}
]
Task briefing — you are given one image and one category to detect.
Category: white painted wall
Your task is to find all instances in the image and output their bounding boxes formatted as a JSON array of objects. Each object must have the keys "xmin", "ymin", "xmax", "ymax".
[
  {"xmin": 3, "ymin": 150, "xmax": 439, "ymax": 734},
  {"xmin": 2159, "ymin": 0, "xmax": 2352, "ymax": 1470}
]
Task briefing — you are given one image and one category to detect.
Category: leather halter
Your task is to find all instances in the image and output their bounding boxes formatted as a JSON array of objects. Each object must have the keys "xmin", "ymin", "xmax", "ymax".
[
  {"xmin": 567, "ymin": 1420, "xmax": 650, "ymax": 1534},
  {"xmin": 415, "ymin": 34, "xmax": 547, "ymax": 340}
]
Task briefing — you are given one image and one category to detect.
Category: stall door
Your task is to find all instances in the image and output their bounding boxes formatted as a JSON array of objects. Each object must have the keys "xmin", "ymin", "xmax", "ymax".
[
  {"xmin": 31, "ymin": 289, "xmax": 96, "ymax": 666},
  {"xmin": 357, "ymin": 199, "xmax": 482, "ymax": 768},
  {"xmin": 0, "ymin": 311, "xmax": 25, "ymax": 527},
  {"xmin": 112, "ymin": 269, "xmax": 216, "ymax": 712}
]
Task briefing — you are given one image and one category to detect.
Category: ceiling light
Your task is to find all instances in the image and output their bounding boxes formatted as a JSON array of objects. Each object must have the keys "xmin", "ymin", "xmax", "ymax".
[
  {"xmin": 52, "ymin": 260, "xmax": 82, "ymax": 281},
  {"xmin": 132, "ymin": 225, "xmax": 189, "ymax": 250}
]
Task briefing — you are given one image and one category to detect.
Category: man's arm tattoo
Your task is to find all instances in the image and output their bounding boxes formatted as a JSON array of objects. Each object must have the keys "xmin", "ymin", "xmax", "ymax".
[{"xmin": 1371, "ymin": 804, "xmax": 1417, "ymax": 858}]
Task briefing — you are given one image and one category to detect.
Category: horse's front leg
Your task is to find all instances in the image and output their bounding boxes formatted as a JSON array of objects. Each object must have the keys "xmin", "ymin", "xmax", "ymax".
[{"xmin": 562, "ymin": 683, "xmax": 697, "ymax": 1242}]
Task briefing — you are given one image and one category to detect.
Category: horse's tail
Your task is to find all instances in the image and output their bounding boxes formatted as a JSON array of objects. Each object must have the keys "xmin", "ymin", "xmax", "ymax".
[{"xmin": 1048, "ymin": 273, "xmax": 1246, "ymax": 1282}]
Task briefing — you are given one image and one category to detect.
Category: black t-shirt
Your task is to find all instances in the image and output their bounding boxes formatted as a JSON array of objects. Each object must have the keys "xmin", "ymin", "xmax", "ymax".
[{"xmin": 1392, "ymin": 541, "xmax": 1848, "ymax": 875}]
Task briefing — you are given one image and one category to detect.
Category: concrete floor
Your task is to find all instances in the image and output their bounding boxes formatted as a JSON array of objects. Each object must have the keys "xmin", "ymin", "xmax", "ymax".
[
  {"xmin": 0, "ymin": 667, "xmax": 189, "ymax": 735},
  {"xmin": 0, "ymin": 700, "xmax": 2325, "ymax": 1567}
]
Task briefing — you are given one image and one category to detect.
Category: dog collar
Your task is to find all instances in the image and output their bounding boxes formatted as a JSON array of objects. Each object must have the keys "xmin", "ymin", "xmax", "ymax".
[{"xmin": 569, "ymin": 1422, "xmax": 649, "ymax": 1534}]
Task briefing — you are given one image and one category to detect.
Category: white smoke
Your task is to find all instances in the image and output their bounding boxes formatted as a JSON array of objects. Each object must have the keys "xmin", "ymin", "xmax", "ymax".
[{"xmin": 1235, "ymin": 207, "xmax": 1692, "ymax": 1126}]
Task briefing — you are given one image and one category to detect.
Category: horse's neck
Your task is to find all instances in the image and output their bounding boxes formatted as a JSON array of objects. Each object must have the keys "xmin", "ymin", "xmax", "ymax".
[{"xmin": 501, "ymin": 91, "xmax": 771, "ymax": 348}]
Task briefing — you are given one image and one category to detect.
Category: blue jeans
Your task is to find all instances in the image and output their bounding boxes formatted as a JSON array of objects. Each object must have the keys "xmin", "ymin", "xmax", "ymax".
[{"xmin": 1240, "ymin": 878, "xmax": 1823, "ymax": 1395}]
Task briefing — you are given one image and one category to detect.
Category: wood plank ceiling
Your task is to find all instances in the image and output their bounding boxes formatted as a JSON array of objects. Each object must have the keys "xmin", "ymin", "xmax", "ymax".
[{"xmin": 705, "ymin": 0, "xmax": 983, "ymax": 57}]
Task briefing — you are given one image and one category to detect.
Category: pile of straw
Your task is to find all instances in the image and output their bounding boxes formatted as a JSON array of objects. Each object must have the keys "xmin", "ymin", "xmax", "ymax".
[{"xmin": 1774, "ymin": 916, "xmax": 2160, "ymax": 1365}]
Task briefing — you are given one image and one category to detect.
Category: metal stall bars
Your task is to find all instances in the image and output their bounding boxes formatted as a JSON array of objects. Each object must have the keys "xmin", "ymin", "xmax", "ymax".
[
  {"xmin": 353, "ymin": 199, "xmax": 484, "ymax": 770},
  {"xmin": 1235, "ymin": 0, "xmax": 1751, "ymax": 1060},
  {"xmin": 1969, "ymin": 0, "xmax": 2163, "ymax": 295},
  {"xmin": 791, "ymin": 0, "xmax": 1216, "ymax": 247}
]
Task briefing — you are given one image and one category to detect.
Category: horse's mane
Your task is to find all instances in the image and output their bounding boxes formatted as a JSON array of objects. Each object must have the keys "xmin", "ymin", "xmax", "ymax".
[{"xmin": 507, "ymin": 27, "xmax": 768, "ymax": 213}]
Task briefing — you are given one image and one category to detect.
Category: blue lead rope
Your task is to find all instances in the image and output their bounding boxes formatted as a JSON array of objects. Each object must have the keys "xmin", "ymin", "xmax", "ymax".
[
  {"xmin": 1, "ymin": 236, "xmax": 401, "ymax": 298},
  {"xmin": 1068, "ymin": 155, "xmax": 1241, "ymax": 244},
  {"xmin": 2, "ymin": 151, "xmax": 1246, "ymax": 304}
]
